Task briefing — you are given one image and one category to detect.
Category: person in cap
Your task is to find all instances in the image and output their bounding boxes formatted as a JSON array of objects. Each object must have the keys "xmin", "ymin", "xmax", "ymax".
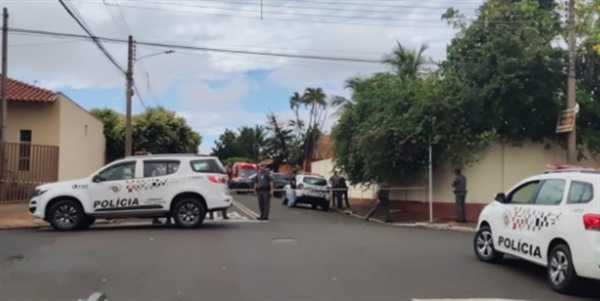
[{"xmin": 254, "ymin": 163, "xmax": 274, "ymax": 220}]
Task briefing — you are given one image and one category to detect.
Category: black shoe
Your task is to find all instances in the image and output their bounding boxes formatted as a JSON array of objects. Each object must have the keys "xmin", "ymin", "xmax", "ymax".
[
  {"xmin": 256, "ymin": 217, "xmax": 263, "ymax": 220},
  {"xmin": 223, "ymin": 215, "xmax": 229, "ymax": 220}
]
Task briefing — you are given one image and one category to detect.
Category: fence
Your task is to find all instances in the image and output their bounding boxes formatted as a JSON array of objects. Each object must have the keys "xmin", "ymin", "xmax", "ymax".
[{"xmin": 0, "ymin": 142, "xmax": 59, "ymax": 203}]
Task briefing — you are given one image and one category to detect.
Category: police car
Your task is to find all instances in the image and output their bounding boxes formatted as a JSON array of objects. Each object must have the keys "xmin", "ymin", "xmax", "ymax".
[
  {"xmin": 473, "ymin": 164, "xmax": 600, "ymax": 294},
  {"xmin": 283, "ymin": 173, "xmax": 330, "ymax": 211},
  {"xmin": 29, "ymin": 154, "xmax": 232, "ymax": 231}
]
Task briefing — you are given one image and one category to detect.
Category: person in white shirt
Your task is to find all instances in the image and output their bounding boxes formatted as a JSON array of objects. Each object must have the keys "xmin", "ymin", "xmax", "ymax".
[{"xmin": 285, "ymin": 178, "xmax": 297, "ymax": 207}]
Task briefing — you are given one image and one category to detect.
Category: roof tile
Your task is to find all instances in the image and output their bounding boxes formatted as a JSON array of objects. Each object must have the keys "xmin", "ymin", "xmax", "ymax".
[{"xmin": 0, "ymin": 75, "xmax": 57, "ymax": 103}]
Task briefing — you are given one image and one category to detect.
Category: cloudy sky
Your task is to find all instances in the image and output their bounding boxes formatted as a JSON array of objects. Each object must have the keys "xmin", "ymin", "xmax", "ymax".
[{"xmin": 1, "ymin": 0, "xmax": 483, "ymax": 153}]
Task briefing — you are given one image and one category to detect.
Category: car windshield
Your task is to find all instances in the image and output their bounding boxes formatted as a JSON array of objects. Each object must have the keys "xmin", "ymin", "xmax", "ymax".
[
  {"xmin": 239, "ymin": 169, "xmax": 256, "ymax": 177},
  {"xmin": 303, "ymin": 176, "xmax": 327, "ymax": 186}
]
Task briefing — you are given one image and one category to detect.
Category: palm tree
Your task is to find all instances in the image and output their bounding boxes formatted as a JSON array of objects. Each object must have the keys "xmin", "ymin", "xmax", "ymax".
[
  {"xmin": 382, "ymin": 41, "xmax": 430, "ymax": 78},
  {"xmin": 329, "ymin": 76, "xmax": 365, "ymax": 117},
  {"xmin": 302, "ymin": 87, "xmax": 328, "ymax": 129}
]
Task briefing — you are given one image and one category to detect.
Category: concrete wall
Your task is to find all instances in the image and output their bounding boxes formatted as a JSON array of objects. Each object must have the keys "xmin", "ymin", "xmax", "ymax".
[
  {"xmin": 5, "ymin": 101, "xmax": 60, "ymax": 145},
  {"xmin": 56, "ymin": 94, "xmax": 105, "ymax": 181},
  {"xmin": 311, "ymin": 140, "xmax": 600, "ymax": 221},
  {"xmin": 389, "ymin": 141, "xmax": 599, "ymax": 205}
]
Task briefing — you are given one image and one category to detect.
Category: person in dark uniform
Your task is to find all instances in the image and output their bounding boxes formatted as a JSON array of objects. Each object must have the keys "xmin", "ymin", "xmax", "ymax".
[
  {"xmin": 365, "ymin": 182, "xmax": 393, "ymax": 223},
  {"xmin": 452, "ymin": 167, "xmax": 467, "ymax": 223},
  {"xmin": 339, "ymin": 176, "xmax": 350, "ymax": 209},
  {"xmin": 254, "ymin": 163, "xmax": 274, "ymax": 220},
  {"xmin": 329, "ymin": 172, "xmax": 342, "ymax": 209}
]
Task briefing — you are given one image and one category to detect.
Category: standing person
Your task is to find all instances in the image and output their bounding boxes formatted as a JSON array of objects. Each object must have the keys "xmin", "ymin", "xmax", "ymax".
[
  {"xmin": 254, "ymin": 163, "xmax": 274, "ymax": 220},
  {"xmin": 364, "ymin": 182, "xmax": 393, "ymax": 223},
  {"xmin": 339, "ymin": 175, "xmax": 350, "ymax": 209},
  {"xmin": 284, "ymin": 177, "xmax": 297, "ymax": 207},
  {"xmin": 452, "ymin": 167, "xmax": 467, "ymax": 223},
  {"xmin": 329, "ymin": 171, "xmax": 342, "ymax": 209}
]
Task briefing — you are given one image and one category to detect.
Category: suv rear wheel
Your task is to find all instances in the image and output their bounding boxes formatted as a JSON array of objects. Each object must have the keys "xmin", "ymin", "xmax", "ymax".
[
  {"xmin": 172, "ymin": 198, "xmax": 206, "ymax": 228},
  {"xmin": 547, "ymin": 244, "xmax": 579, "ymax": 294},
  {"xmin": 48, "ymin": 199, "xmax": 84, "ymax": 231}
]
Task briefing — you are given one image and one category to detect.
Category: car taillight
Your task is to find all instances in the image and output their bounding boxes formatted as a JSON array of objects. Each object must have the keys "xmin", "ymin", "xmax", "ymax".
[
  {"xmin": 297, "ymin": 184, "xmax": 304, "ymax": 189},
  {"xmin": 583, "ymin": 214, "xmax": 600, "ymax": 231},
  {"xmin": 207, "ymin": 175, "xmax": 227, "ymax": 184}
]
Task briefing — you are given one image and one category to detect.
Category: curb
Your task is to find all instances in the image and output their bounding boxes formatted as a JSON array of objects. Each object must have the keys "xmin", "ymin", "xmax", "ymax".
[
  {"xmin": 0, "ymin": 219, "xmax": 129, "ymax": 231},
  {"xmin": 333, "ymin": 208, "xmax": 476, "ymax": 233}
]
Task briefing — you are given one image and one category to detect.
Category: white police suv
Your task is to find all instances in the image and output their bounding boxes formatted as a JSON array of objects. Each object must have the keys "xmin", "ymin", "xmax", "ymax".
[
  {"xmin": 283, "ymin": 173, "xmax": 330, "ymax": 211},
  {"xmin": 473, "ymin": 164, "xmax": 600, "ymax": 294},
  {"xmin": 29, "ymin": 154, "xmax": 232, "ymax": 231}
]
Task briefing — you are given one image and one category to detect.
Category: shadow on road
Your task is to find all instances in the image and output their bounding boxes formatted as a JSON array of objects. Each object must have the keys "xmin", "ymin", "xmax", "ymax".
[
  {"xmin": 32, "ymin": 222, "xmax": 245, "ymax": 233},
  {"xmin": 499, "ymin": 258, "xmax": 600, "ymax": 299}
]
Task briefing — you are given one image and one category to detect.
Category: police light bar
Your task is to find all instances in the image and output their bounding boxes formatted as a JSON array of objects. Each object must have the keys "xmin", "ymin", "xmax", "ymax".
[
  {"xmin": 134, "ymin": 151, "xmax": 151, "ymax": 155},
  {"xmin": 546, "ymin": 163, "xmax": 599, "ymax": 170}
]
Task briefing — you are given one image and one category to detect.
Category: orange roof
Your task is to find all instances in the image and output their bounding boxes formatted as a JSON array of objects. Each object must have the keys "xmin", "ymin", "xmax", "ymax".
[
  {"xmin": 313, "ymin": 135, "xmax": 334, "ymax": 160},
  {"xmin": 1, "ymin": 75, "xmax": 58, "ymax": 103}
]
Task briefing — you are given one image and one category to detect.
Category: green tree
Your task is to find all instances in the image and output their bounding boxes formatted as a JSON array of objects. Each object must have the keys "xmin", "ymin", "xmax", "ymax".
[
  {"xmin": 236, "ymin": 125, "xmax": 267, "ymax": 162},
  {"xmin": 440, "ymin": 0, "xmax": 565, "ymax": 146},
  {"xmin": 91, "ymin": 107, "xmax": 201, "ymax": 162},
  {"xmin": 132, "ymin": 107, "xmax": 201, "ymax": 154},
  {"xmin": 90, "ymin": 108, "xmax": 125, "ymax": 163},
  {"xmin": 211, "ymin": 129, "xmax": 242, "ymax": 160}
]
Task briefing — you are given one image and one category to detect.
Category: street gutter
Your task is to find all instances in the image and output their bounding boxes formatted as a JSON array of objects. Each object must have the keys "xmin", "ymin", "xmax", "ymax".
[{"xmin": 334, "ymin": 208, "xmax": 476, "ymax": 233}]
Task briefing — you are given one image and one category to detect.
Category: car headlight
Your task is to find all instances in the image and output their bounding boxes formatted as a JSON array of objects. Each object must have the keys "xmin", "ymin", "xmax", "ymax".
[{"xmin": 33, "ymin": 188, "xmax": 49, "ymax": 197}]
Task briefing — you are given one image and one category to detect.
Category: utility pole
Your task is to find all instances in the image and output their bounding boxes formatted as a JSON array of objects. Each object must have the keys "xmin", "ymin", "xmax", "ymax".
[
  {"xmin": 566, "ymin": 0, "xmax": 577, "ymax": 164},
  {"xmin": 0, "ymin": 8, "xmax": 9, "ymax": 190},
  {"xmin": 124, "ymin": 35, "xmax": 133, "ymax": 157},
  {"xmin": 1, "ymin": 7, "xmax": 8, "ymax": 143}
]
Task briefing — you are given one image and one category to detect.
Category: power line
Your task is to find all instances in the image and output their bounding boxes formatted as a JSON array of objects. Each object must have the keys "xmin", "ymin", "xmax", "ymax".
[
  {"xmin": 58, "ymin": 0, "xmax": 126, "ymax": 74},
  {"xmin": 4, "ymin": 27, "xmax": 384, "ymax": 64}
]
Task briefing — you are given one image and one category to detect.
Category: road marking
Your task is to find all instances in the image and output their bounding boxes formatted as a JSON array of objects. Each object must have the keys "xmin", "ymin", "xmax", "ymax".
[
  {"xmin": 412, "ymin": 299, "xmax": 529, "ymax": 301},
  {"xmin": 233, "ymin": 200, "xmax": 260, "ymax": 219},
  {"xmin": 206, "ymin": 212, "xmax": 248, "ymax": 221}
]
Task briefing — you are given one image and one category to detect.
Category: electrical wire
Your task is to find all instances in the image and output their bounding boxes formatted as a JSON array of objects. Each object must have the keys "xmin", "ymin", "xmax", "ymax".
[
  {"xmin": 58, "ymin": 0, "xmax": 126, "ymax": 74},
  {"xmin": 4, "ymin": 27, "xmax": 384, "ymax": 64}
]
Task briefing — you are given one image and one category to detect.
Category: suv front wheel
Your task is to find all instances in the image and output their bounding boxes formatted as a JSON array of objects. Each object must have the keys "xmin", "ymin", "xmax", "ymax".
[
  {"xmin": 172, "ymin": 198, "xmax": 206, "ymax": 228},
  {"xmin": 47, "ymin": 199, "xmax": 85, "ymax": 231}
]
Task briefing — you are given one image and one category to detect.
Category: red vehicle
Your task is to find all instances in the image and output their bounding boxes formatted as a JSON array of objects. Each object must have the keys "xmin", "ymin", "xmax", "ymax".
[{"xmin": 232, "ymin": 162, "xmax": 258, "ymax": 180}]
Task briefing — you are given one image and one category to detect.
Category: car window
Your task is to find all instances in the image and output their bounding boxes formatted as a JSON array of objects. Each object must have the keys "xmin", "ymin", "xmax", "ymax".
[
  {"xmin": 239, "ymin": 169, "xmax": 256, "ymax": 177},
  {"xmin": 508, "ymin": 181, "xmax": 540, "ymax": 204},
  {"xmin": 303, "ymin": 176, "xmax": 327, "ymax": 186},
  {"xmin": 99, "ymin": 162, "xmax": 136, "ymax": 182},
  {"xmin": 567, "ymin": 181, "xmax": 594, "ymax": 204},
  {"xmin": 190, "ymin": 159, "xmax": 226, "ymax": 174},
  {"xmin": 534, "ymin": 179, "xmax": 566, "ymax": 205},
  {"xmin": 143, "ymin": 160, "xmax": 180, "ymax": 178}
]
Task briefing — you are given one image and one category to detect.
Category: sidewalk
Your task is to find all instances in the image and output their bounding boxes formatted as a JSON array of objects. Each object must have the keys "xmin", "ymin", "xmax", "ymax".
[
  {"xmin": 0, "ymin": 203, "xmax": 48, "ymax": 229},
  {"xmin": 334, "ymin": 203, "xmax": 477, "ymax": 232}
]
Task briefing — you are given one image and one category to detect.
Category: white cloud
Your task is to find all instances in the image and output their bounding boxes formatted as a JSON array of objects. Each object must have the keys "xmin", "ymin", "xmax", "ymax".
[{"xmin": 3, "ymin": 0, "xmax": 481, "ymax": 151}]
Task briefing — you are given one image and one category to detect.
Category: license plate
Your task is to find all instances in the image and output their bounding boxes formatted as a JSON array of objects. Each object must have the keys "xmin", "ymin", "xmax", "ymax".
[{"xmin": 308, "ymin": 191, "xmax": 326, "ymax": 198}]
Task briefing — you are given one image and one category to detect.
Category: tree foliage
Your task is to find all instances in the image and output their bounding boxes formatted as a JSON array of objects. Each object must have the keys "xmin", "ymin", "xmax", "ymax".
[
  {"xmin": 90, "ymin": 107, "xmax": 201, "ymax": 163},
  {"xmin": 331, "ymin": 0, "xmax": 600, "ymax": 184},
  {"xmin": 211, "ymin": 126, "xmax": 267, "ymax": 162}
]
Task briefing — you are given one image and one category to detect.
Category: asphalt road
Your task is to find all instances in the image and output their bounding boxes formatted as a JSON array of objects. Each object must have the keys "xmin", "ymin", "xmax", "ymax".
[{"xmin": 1, "ymin": 194, "xmax": 598, "ymax": 301}]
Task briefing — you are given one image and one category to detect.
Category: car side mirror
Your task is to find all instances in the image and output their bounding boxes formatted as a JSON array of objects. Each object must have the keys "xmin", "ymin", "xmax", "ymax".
[
  {"xmin": 92, "ymin": 175, "xmax": 102, "ymax": 183},
  {"xmin": 495, "ymin": 192, "xmax": 507, "ymax": 203}
]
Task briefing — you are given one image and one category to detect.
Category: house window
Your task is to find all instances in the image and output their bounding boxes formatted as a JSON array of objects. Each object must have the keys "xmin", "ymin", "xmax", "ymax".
[
  {"xmin": 19, "ymin": 130, "xmax": 32, "ymax": 171},
  {"xmin": 85, "ymin": 125, "xmax": 88, "ymax": 136}
]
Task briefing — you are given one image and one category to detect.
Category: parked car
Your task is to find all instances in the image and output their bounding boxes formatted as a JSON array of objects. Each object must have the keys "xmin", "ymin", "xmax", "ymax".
[
  {"xmin": 473, "ymin": 164, "xmax": 600, "ymax": 294},
  {"xmin": 29, "ymin": 154, "xmax": 231, "ymax": 231},
  {"xmin": 228, "ymin": 172, "xmax": 291, "ymax": 198},
  {"xmin": 282, "ymin": 173, "xmax": 330, "ymax": 211}
]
